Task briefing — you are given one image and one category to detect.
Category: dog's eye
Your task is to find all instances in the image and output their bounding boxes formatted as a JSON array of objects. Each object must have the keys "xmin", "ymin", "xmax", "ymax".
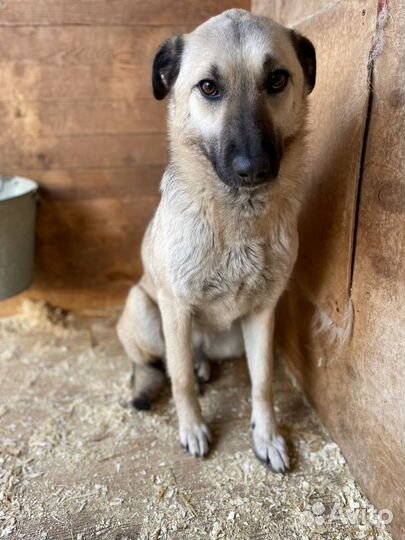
[
  {"xmin": 267, "ymin": 70, "xmax": 289, "ymax": 94},
  {"xmin": 199, "ymin": 80, "xmax": 219, "ymax": 98}
]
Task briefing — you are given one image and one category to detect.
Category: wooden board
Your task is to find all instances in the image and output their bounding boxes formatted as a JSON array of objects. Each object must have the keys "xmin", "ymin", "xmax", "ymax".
[
  {"xmin": 23, "ymin": 167, "xmax": 165, "ymax": 200},
  {"xmin": 0, "ymin": 64, "xmax": 156, "ymax": 101},
  {"xmin": 252, "ymin": 0, "xmax": 339, "ymax": 26},
  {"xmin": 0, "ymin": 0, "xmax": 249, "ymax": 26},
  {"xmin": 0, "ymin": 26, "xmax": 190, "ymax": 64},
  {"xmin": 0, "ymin": 99, "xmax": 167, "ymax": 138},
  {"xmin": 253, "ymin": 0, "xmax": 338, "ymax": 25},
  {"xmin": 1, "ymin": 134, "xmax": 168, "ymax": 169},
  {"xmin": 31, "ymin": 197, "xmax": 158, "ymax": 310},
  {"xmin": 346, "ymin": 1, "xmax": 405, "ymax": 535}
]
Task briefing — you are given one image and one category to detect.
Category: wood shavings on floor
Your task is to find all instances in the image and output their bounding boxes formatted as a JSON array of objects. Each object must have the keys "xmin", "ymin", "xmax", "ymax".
[{"xmin": 0, "ymin": 301, "xmax": 393, "ymax": 540}]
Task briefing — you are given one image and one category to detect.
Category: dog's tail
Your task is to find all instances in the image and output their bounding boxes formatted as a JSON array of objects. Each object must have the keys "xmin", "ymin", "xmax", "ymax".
[{"xmin": 131, "ymin": 361, "xmax": 166, "ymax": 410}]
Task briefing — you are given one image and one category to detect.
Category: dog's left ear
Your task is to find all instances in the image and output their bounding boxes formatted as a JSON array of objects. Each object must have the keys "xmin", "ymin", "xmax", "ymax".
[
  {"xmin": 289, "ymin": 30, "xmax": 316, "ymax": 94},
  {"xmin": 152, "ymin": 35, "xmax": 184, "ymax": 100}
]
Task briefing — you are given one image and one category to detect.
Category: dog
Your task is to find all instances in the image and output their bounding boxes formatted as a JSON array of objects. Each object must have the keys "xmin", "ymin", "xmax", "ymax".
[{"xmin": 117, "ymin": 8, "xmax": 316, "ymax": 472}]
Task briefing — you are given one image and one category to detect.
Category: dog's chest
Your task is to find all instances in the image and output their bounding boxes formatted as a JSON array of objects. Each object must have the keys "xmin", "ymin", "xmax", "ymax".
[
  {"xmin": 168, "ymin": 217, "xmax": 276, "ymax": 323},
  {"xmin": 200, "ymin": 239, "xmax": 269, "ymax": 298}
]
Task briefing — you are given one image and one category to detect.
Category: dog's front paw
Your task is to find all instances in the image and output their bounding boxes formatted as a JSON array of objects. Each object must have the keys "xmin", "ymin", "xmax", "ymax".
[
  {"xmin": 180, "ymin": 421, "xmax": 211, "ymax": 457},
  {"xmin": 253, "ymin": 427, "xmax": 289, "ymax": 473}
]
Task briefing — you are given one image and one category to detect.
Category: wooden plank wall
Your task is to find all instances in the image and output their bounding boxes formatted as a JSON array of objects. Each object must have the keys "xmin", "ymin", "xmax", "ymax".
[
  {"xmin": 253, "ymin": 1, "xmax": 405, "ymax": 538},
  {"xmin": 346, "ymin": 1, "xmax": 405, "ymax": 534},
  {"xmin": 0, "ymin": 0, "xmax": 249, "ymax": 314}
]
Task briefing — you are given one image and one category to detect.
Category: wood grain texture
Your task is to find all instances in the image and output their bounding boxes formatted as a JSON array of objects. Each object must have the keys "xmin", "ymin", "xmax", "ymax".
[
  {"xmin": 1, "ymin": 134, "xmax": 167, "ymax": 170},
  {"xmin": 257, "ymin": 1, "xmax": 405, "ymax": 538},
  {"xmin": 0, "ymin": 99, "xmax": 167, "ymax": 137},
  {"xmin": 3, "ymin": 195, "xmax": 159, "ymax": 313},
  {"xmin": 347, "ymin": 2, "xmax": 405, "ymax": 536},
  {"xmin": 252, "ymin": 0, "xmax": 340, "ymax": 25},
  {"xmin": 0, "ymin": 64, "xmax": 155, "ymax": 100},
  {"xmin": 24, "ymin": 167, "xmax": 165, "ymax": 200},
  {"xmin": 0, "ymin": 0, "xmax": 250, "ymax": 26},
  {"xmin": 0, "ymin": 26, "xmax": 189, "ymax": 64}
]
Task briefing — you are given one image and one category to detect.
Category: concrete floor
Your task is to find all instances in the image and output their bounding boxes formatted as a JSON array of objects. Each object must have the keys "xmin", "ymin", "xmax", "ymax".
[{"xmin": 0, "ymin": 301, "xmax": 393, "ymax": 540}]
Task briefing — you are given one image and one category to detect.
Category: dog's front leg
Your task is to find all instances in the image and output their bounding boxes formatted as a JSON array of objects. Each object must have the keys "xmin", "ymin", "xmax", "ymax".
[
  {"xmin": 158, "ymin": 292, "xmax": 211, "ymax": 457},
  {"xmin": 242, "ymin": 305, "xmax": 289, "ymax": 473}
]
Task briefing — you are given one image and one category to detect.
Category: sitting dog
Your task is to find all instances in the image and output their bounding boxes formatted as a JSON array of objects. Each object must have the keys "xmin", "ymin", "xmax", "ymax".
[{"xmin": 117, "ymin": 9, "xmax": 316, "ymax": 472}]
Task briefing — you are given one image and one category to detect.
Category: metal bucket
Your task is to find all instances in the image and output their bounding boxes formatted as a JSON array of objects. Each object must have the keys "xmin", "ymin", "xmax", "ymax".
[{"xmin": 0, "ymin": 176, "xmax": 38, "ymax": 300}]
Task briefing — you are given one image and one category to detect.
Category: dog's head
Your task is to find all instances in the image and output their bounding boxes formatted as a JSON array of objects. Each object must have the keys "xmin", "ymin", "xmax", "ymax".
[{"xmin": 152, "ymin": 9, "xmax": 316, "ymax": 189}]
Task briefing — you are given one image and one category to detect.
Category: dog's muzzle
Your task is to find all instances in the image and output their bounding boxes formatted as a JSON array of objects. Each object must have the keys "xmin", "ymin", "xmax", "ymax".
[
  {"xmin": 212, "ymin": 113, "xmax": 282, "ymax": 188},
  {"xmin": 231, "ymin": 154, "xmax": 277, "ymax": 187}
]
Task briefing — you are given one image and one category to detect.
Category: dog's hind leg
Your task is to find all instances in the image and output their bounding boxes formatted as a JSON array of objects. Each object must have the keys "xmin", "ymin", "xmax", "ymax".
[{"xmin": 117, "ymin": 283, "xmax": 166, "ymax": 410}]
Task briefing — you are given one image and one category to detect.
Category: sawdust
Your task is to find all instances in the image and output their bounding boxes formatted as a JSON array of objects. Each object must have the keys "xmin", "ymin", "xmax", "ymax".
[{"xmin": 0, "ymin": 301, "xmax": 393, "ymax": 540}]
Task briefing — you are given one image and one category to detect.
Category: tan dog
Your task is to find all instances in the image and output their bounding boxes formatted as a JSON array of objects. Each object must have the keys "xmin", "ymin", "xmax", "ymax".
[{"xmin": 117, "ymin": 9, "xmax": 316, "ymax": 472}]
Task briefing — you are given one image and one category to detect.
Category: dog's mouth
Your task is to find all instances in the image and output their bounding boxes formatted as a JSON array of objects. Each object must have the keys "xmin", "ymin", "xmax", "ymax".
[
  {"xmin": 235, "ymin": 173, "xmax": 278, "ymax": 189},
  {"xmin": 229, "ymin": 179, "xmax": 276, "ymax": 191},
  {"xmin": 215, "ymin": 164, "xmax": 280, "ymax": 190}
]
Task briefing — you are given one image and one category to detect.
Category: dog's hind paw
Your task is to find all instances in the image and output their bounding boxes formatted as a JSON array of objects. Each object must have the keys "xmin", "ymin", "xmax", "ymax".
[
  {"xmin": 132, "ymin": 394, "xmax": 151, "ymax": 411},
  {"xmin": 253, "ymin": 431, "xmax": 289, "ymax": 473},
  {"xmin": 194, "ymin": 348, "xmax": 212, "ymax": 384},
  {"xmin": 196, "ymin": 358, "xmax": 212, "ymax": 383},
  {"xmin": 180, "ymin": 422, "xmax": 211, "ymax": 457}
]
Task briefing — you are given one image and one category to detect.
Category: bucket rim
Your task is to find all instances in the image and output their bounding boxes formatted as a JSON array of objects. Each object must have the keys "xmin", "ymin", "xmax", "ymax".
[{"xmin": 0, "ymin": 176, "xmax": 38, "ymax": 204}]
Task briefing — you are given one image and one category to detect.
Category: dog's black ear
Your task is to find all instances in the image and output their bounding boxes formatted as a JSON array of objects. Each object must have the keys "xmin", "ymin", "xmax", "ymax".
[
  {"xmin": 290, "ymin": 30, "xmax": 316, "ymax": 94},
  {"xmin": 152, "ymin": 36, "xmax": 184, "ymax": 100}
]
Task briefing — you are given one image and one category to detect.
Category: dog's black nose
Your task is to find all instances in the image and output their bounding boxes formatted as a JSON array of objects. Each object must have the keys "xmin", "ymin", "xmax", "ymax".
[{"xmin": 232, "ymin": 155, "xmax": 272, "ymax": 185}]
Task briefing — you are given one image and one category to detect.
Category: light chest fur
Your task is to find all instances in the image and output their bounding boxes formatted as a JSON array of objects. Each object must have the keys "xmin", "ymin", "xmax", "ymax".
[{"xmin": 154, "ymin": 182, "xmax": 298, "ymax": 330}]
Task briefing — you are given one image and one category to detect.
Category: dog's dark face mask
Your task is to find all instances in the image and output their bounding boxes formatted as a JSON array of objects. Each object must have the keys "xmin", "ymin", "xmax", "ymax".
[
  {"xmin": 151, "ymin": 11, "xmax": 316, "ymax": 189},
  {"xmin": 208, "ymin": 96, "xmax": 283, "ymax": 188}
]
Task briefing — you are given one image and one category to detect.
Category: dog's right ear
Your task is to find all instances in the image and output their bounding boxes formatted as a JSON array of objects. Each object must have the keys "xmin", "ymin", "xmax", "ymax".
[{"xmin": 152, "ymin": 36, "xmax": 184, "ymax": 100}]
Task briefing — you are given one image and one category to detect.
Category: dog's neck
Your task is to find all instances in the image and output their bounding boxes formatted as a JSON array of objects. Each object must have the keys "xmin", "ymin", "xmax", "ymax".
[
  {"xmin": 164, "ymin": 143, "xmax": 271, "ymax": 215},
  {"xmin": 162, "ymin": 135, "xmax": 305, "ymax": 230}
]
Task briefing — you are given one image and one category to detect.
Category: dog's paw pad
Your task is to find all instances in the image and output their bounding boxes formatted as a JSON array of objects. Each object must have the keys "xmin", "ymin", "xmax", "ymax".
[
  {"xmin": 253, "ymin": 432, "xmax": 289, "ymax": 473},
  {"xmin": 180, "ymin": 423, "xmax": 211, "ymax": 457}
]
